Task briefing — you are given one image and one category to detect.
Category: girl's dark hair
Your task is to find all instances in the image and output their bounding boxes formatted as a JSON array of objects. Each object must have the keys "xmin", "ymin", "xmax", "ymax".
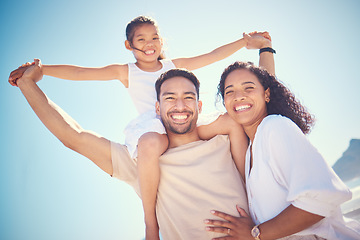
[
  {"xmin": 155, "ymin": 69, "xmax": 200, "ymax": 101},
  {"xmin": 125, "ymin": 16, "xmax": 165, "ymax": 60},
  {"xmin": 217, "ymin": 61, "xmax": 315, "ymax": 134}
]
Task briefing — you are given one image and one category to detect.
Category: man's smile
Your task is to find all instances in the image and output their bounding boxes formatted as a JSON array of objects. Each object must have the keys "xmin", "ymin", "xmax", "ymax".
[{"xmin": 169, "ymin": 111, "xmax": 191, "ymax": 124}]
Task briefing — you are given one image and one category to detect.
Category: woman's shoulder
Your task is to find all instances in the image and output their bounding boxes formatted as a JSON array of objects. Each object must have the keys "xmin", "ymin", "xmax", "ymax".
[
  {"xmin": 259, "ymin": 115, "xmax": 302, "ymax": 138},
  {"xmin": 262, "ymin": 115, "xmax": 297, "ymax": 128}
]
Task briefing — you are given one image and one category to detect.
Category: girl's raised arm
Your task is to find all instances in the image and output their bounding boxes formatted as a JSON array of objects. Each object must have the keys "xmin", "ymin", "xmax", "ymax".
[
  {"xmin": 172, "ymin": 32, "xmax": 275, "ymax": 76},
  {"xmin": 172, "ymin": 37, "xmax": 247, "ymax": 71}
]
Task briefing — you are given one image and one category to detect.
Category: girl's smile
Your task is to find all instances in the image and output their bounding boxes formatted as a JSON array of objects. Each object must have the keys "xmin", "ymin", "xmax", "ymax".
[{"xmin": 131, "ymin": 24, "xmax": 162, "ymax": 59}]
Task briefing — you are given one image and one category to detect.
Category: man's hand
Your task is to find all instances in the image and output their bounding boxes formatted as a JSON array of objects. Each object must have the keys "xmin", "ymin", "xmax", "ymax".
[{"xmin": 16, "ymin": 59, "xmax": 43, "ymax": 86}]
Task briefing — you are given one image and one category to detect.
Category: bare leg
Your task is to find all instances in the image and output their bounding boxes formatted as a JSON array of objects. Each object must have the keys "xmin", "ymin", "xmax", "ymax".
[
  {"xmin": 137, "ymin": 132, "xmax": 169, "ymax": 240},
  {"xmin": 198, "ymin": 113, "xmax": 248, "ymax": 180}
]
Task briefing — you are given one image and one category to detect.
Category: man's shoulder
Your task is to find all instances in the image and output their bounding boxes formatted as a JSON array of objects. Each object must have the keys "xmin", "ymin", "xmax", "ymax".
[
  {"xmin": 208, "ymin": 134, "xmax": 230, "ymax": 144},
  {"xmin": 163, "ymin": 135, "xmax": 230, "ymax": 157}
]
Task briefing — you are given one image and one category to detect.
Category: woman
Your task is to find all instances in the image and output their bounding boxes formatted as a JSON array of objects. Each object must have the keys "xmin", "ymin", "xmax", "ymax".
[{"xmin": 205, "ymin": 61, "xmax": 360, "ymax": 239}]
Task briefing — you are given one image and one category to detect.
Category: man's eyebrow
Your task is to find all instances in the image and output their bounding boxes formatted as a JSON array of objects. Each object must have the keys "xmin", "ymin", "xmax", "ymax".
[
  {"xmin": 184, "ymin": 92, "xmax": 196, "ymax": 96},
  {"xmin": 161, "ymin": 91, "xmax": 196, "ymax": 97},
  {"xmin": 161, "ymin": 92, "xmax": 175, "ymax": 97}
]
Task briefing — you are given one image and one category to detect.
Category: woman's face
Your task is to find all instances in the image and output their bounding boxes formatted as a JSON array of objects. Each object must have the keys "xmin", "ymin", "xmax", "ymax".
[{"xmin": 223, "ymin": 69, "xmax": 269, "ymax": 128}]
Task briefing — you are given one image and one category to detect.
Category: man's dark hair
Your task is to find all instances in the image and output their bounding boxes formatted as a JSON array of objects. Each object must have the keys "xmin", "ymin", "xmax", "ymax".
[{"xmin": 155, "ymin": 68, "xmax": 200, "ymax": 101}]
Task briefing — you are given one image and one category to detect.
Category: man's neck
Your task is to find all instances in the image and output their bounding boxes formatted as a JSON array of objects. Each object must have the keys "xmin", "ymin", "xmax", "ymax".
[{"xmin": 167, "ymin": 130, "xmax": 201, "ymax": 149}]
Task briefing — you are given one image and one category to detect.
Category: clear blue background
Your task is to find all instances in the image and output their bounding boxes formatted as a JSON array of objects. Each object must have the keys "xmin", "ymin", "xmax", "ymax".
[{"xmin": 1, "ymin": 0, "xmax": 359, "ymax": 239}]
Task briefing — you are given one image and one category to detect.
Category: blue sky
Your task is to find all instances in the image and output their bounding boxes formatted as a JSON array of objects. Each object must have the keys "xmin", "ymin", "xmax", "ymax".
[{"xmin": 1, "ymin": 0, "xmax": 359, "ymax": 239}]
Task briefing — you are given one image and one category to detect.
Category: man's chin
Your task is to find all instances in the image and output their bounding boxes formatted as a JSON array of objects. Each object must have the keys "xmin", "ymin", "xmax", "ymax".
[{"xmin": 167, "ymin": 124, "xmax": 192, "ymax": 135}]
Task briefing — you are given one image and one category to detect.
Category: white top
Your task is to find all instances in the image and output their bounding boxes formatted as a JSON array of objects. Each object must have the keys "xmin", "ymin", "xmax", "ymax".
[
  {"xmin": 127, "ymin": 59, "xmax": 176, "ymax": 114},
  {"xmin": 112, "ymin": 135, "xmax": 249, "ymax": 240},
  {"xmin": 245, "ymin": 115, "xmax": 360, "ymax": 239}
]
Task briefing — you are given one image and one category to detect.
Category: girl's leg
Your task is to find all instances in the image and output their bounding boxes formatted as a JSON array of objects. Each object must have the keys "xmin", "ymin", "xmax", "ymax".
[
  {"xmin": 198, "ymin": 113, "xmax": 248, "ymax": 180},
  {"xmin": 137, "ymin": 132, "xmax": 169, "ymax": 240}
]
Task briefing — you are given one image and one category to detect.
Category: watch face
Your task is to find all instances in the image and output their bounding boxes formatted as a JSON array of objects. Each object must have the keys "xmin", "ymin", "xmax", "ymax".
[{"xmin": 251, "ymin": 226, "xmax": 260, "ymax": 237}]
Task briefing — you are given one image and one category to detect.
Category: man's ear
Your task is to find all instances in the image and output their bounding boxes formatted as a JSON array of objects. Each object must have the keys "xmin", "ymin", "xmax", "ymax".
[
  {"xmin": 125, "ymin": 40, "xmax": 132, "ymax": 50},
  {"xmin": 198, "ymin": 100, "xmax": 202, "ymax": 114},
  {"xmin": 156, "ymin": 101, "xmax": 160, "ymax": 115}
]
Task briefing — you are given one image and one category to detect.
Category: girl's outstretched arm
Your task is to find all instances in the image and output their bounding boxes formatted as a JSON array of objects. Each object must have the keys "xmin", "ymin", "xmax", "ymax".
[
  {"xmin": 172, "ymin": 31, "xmax": 275, "ymax": 76},
  {"xmin": 172, "ymin": 37, "xmax": 248, "ymax": 71},
  {"xmin": 9, "ymin": 63, "xmax": 129, "ymax": 87}
]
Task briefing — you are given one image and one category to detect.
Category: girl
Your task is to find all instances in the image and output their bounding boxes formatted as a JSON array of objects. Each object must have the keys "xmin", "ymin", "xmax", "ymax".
[
  {"xmin": 9, "ymin": 16, "xmax": 273, "ymax": 240},
  {"xmin": 205, "ymin": 61, "xmax": 360, "ymax": 239}
]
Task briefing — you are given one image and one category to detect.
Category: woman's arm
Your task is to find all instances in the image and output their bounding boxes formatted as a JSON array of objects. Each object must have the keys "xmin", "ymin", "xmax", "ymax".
[
  {"xmin": 255, "ymin": 205, "xmax": 324, "ymax": 240},
  {"xmin": 244, "ymin": 31, "xmax": 275, "ymax": 75},
  {"xmin": 205, "ymin": 204, "xmax": 324, "ymax": 240}
]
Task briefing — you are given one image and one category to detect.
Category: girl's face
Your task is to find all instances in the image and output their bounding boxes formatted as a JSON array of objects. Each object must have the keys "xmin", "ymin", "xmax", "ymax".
[
  {"xmin": 223, "ymin": 69, "xmax": 269, "ymax": 129},
  {"xmin": 126, "ymin": 24, "xmax": 163, "ymax": 61}
]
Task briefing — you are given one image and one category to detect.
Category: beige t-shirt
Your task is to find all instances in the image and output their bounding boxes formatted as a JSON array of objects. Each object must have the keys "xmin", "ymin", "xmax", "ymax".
[{"xmin": 111, "ymin": 135, "xmax": 248, "ymax": 240}]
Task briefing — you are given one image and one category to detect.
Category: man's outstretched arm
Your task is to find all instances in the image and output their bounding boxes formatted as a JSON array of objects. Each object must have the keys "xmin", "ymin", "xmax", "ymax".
[{"xmin": 16, "ymin": 59, "xmax": 113, "ymax": 175}]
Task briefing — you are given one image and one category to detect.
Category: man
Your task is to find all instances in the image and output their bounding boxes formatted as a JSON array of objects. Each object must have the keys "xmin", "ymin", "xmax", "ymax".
[
  {"xmin": 15, "ymin": 60, "xmax": 248, "ymax": 239},
  {"xmin": 13, "ymin": 35, "xmax": 275, "ymax": 239}
]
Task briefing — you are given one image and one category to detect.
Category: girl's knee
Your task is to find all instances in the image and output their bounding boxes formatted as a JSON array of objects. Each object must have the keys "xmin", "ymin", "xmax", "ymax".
[{"xmin": 138, "ymin": 132, "xmax": 168, "ymax": 155}]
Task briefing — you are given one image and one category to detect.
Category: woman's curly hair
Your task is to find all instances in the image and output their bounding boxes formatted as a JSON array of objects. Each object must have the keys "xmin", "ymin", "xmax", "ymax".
[{"xmin": 217, "ymin": 61, "xmax": 315, "ymax": 134}]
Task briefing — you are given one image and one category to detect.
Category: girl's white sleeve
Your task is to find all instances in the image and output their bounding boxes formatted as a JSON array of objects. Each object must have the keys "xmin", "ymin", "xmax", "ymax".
[{"xmin": 266, "ymin": 116, "xmax": 352, "ymax": 217}]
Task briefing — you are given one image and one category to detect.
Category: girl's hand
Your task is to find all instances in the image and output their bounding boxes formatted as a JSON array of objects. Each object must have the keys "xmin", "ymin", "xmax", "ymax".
[
  {"xmin": 9, "ymin": 61, "xmax": 35, "ymax": 87},
  {"xmin": 243, "ymin": 31, "xmax": 272, "ymax": 50},
  {"xmin": 249, "ymin": 31, "xmax": 271, "ymax": 41},
  {"xmin": 204, "ymin": 205, "xmax": 255, "ymax": 240},
  {"xmin": 16, "ymin": 59, "xmax": 43, "ymax": 86}
]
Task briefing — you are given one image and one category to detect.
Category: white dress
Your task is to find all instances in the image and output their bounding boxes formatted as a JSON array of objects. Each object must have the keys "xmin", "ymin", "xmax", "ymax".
[
  {"xmin": 124, "ymin": 59, "xmax": 176, "ymax": 158},
  {"xmin": 245, "ymin": 115, "xmax": 360, "ymax": 239}
]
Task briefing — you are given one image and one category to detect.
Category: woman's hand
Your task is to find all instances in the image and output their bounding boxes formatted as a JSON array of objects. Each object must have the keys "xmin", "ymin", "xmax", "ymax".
[{"xmin": 204, "ymin": 205, "xmax": 255, "ymax": 240}]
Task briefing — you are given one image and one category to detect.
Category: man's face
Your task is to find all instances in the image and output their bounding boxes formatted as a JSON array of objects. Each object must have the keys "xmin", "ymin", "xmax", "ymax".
[{"xmin": 156, "ymin": 76, "xmax": 202, "ymax": 135}]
